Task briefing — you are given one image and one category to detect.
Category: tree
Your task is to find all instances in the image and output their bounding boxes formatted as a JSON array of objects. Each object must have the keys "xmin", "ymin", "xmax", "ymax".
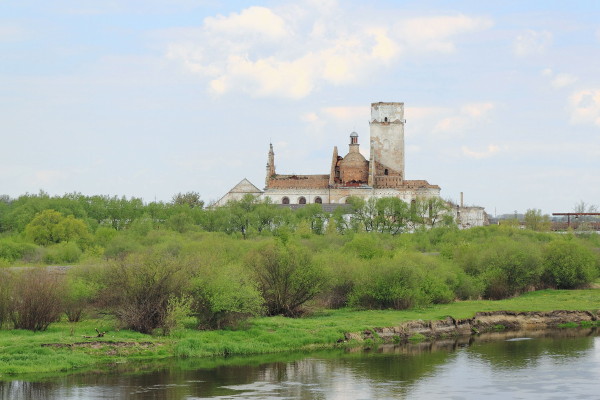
[
  {"xmin": 172, "ymin": 192, "xmax": 204, "ymax": 209},
  {"xmin": 524, "ymin": 209, "xmax": 551, "ymax": 231},
  {"xmin": 413, "ymin": 197, "xmax": 451, "ymax": 228},
  {"xmin": 374, "ymin": 197, "xmax": 409, "ymax": 234},
  {"xmin": 25, "ymin": 210, "xmax": 90, "ymax": 246}
]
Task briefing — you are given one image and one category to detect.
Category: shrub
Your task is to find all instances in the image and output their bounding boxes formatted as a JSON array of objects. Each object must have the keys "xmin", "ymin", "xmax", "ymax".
[
  {"xmin": 63, "ymin": 273, "xmax": 101, "ymax": 322},
  {"xmin": 343, "ymin": 234, "xmax": 385, "ymax": 260},
  {"xmin": 101, "ymin": 251, "xmax": 189, "ymax": 334},
  {"xmin": 349, "ymin": 252, "xmax": 458, "ymax": 309},
  {"xmin": 453, "ymin": 237, "xmax": 543, "ymax": 299},
  {"xmin": 0, "ymin": 238, "xmax": 38, "ymax": 263},
  {"xmin": 42, "ymin": 242, "xmax": 83, "ymax": 264},
  {"xmin": 0, "ymin": 270, "xmax": 11, "ymax": 328},
  {"xmin": 542, "ymin": 240, "xmax": 598, "ymax": 289},
  {"xmin": 190, "ymin": 264, "xmax": 263, "ymax": 329},
  {"xmin": 349, "ymin": 261, "xmax": 425, "ymax": 309},
  {"xmin": 10, "ymin": 269, "xmax": 65, "ymax": 331},
  {"xmin": 246, "ymin": 241, "xmax": 326, "ymax": 316}
]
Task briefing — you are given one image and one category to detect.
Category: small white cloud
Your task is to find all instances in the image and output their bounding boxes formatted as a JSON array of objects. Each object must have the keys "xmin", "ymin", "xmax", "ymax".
[
  {"xmin": 396, "ymin": 15, "xmax": 493, "ymax": 53},
  {"xmin": 514, "ymin": 30, "xmax": 553, "ymax": 56},
  {"xmin": 462, "ymin": 145, "xmax": 501, "ymax": 159},
  {"xmin": 322, "ymin": 106, "xmax": 369, "ymax": 121},
  {"xmin": 301, "ymin": 112, "xmax": 320, "ymax": 123},
  {"xmin": 568, "ymin": 89, "xmax": 600, "ymax": 127},
  {"xmin": 433, "ymin": 102, "xmax": 494, "ymax": 135},
  {"xmin": 461, "ymin": 102, "xmax": 494, "ymax": 117},
  {"xmin": 203, "ymin": 6, "xmax": 288, "ymax": 40},
  {"xmin": 541, "ymin": 68, "xmax": 578, "ymax": 89},
  {"xmin": 551, "ymin": 73, "xmax": 577, "ymax": 88}
]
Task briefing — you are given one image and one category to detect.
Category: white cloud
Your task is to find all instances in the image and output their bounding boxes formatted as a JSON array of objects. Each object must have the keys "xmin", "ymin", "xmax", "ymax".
[
  {"xmin": 164, "ymin": 3, "xmax": 492, "ymax": 99},
  {"xmin": 433, "ymin": 102, "xmax": 495, "ymax": 135},
  {"xmin": 322, "ymin": 106, "xmax": 369, "ymax": 121},
  {"xmin": 301, "ymin": 112, "xmax": 320, "ymax": 123},
  {"xmin": 551, "ymin": 73, "xmax": 578, "ymax": 88},
  {"xmin": 395, "ymin": 15, "xmax": 493, "ymax": 53},
  {"xmin": 462, "ymin": 144, "xmax": 501, "ymax": 159},
  {"xmin": 568, "ymin": 89, "xmax": 600, "ymax": 127},
  {"xmin": 203, "ymin": 6, "xmax": 288, "ymax": 40},
  {"xmin": 541, "ymin": 68, "xmax": 578, "ymax": 88},
  {"xmin": 514, "ymin": 30, "xmax": 553, "ymax": 56}
]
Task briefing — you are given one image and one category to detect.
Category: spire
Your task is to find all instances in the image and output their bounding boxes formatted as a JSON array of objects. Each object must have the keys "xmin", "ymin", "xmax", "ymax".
[{"xmin": 265, "ymin": 143, "xmax": 276, "ymax": 187}]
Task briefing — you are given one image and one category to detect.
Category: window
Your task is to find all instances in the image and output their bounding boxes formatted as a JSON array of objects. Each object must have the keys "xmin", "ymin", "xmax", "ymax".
[
  {"xmin": 298, "ymin": 197, "xmax": 306, "ymax": 205},
  {"xmin": 384, "ymin": 117, "xmax": 388, "ymax": 122},
  {"xmin": 282, "ymin": 197, "xmax": 290, "ymax": 205},
  {"xmin": 314, "ymin": 197, "xmax": 322, "ymax": 204},
  {"xmin": 384, "ymin": 169, "xmax": 389, "ymax": 176}
]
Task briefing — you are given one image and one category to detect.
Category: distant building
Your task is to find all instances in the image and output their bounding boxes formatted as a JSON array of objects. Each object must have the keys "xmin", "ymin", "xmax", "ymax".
[{"xmin": 216, "ymin": 101, "xmax": 487, "ymax": 227}]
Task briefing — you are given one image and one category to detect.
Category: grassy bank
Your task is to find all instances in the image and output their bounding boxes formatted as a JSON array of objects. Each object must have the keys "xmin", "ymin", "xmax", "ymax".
[{"xmin": 1, "ymin": 288, "xmax": 599, "ymax": 378}]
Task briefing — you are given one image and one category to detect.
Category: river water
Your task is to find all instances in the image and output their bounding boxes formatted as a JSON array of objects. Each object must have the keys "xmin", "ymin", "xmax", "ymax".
[{"xmin": 1, "ymin": 328, "xmax": 598, "ymax": 399}]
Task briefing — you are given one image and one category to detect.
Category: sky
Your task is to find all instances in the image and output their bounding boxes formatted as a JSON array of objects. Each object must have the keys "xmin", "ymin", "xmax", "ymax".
[{"xmin": 1, "ymin": 0, "xmax": 599, "ymax": 216}]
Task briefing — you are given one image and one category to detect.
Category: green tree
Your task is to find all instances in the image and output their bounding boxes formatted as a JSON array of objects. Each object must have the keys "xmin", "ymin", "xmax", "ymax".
[
  {"xmin": 524, "ymin": 209, "xmax": 551, "ymax": 231},
  {"xmin": 171, "ymin": 192, "xmax": 204, "ymax": 209},
  {"xmin": 25, "ymin": 210, "xmax": 91, "ymax": 246}
]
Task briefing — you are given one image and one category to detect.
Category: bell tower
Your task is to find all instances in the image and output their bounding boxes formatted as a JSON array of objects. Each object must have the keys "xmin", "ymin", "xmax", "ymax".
[{"xmin": 368, "ymin": 102, "xmax": 405, "ymax": 186}]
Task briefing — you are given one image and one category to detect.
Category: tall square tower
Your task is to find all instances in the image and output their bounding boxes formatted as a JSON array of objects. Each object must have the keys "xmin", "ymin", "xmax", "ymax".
[{"xmin": 368, "ymin": 102, "xmax": 405, "ymax": 187}]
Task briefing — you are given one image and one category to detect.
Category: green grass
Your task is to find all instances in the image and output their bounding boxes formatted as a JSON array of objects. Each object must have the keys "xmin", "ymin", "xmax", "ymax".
[{"xmin": 1, "ymin": 288, "xmax": 599, "ymax": 378}]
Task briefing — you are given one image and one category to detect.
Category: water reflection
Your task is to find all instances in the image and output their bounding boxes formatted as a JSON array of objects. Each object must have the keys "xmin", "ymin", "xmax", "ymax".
[{"xmin": 1, "ymin": 328, "xmax": 598, "ymax": 399}]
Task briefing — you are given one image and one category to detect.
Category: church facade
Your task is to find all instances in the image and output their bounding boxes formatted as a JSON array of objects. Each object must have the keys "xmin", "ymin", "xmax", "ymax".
[{"xmin": 216, "ymin": 102, "xmax": 442, "ymax": 207}]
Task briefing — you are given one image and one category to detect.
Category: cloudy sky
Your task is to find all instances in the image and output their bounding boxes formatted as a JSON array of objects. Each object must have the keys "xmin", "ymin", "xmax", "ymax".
[{"xmin": 1, "ymin": 0, "xmax": 599, "ymax": 215}]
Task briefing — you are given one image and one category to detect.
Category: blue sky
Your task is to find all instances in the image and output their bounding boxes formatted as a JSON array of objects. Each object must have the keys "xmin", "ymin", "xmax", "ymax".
[{"xmin": 1, "ymin": 0, "xmax": 599, "ymax": 216}]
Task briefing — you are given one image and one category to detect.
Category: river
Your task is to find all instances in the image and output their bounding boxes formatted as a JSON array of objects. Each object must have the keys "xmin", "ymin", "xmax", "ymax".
[{"xmin": 1, "ymin": 328, "xmax": 598, "ymax": 399}]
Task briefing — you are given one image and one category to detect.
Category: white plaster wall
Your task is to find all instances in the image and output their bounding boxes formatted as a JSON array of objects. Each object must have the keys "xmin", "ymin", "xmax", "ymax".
[{"xmin": 370, "ymin": 102, "xmax": 405, "ymax": 178}]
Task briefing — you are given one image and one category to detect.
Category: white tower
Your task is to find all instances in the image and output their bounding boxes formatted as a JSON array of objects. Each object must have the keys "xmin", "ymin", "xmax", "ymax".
[{"xmin": 368, "ymin": 102, "xmax": 405, "ymax": 187}]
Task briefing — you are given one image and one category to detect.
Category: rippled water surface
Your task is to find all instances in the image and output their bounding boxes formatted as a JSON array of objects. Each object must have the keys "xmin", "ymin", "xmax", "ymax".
[{"xmin": 1, "ymin": 329, "xmax": 598, "ymax": 399}]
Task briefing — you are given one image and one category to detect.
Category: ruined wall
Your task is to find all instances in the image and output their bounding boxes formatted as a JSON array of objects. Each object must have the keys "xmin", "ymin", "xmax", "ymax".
[{"xmin": 267, "ymin": 175, "xmax": 330, "ymax": 189}]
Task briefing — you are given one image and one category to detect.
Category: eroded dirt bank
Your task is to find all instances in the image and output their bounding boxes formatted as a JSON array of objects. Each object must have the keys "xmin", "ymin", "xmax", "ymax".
[{"xmin": 343, "ymin": 310, "xmax": 598, "ymax": 343}]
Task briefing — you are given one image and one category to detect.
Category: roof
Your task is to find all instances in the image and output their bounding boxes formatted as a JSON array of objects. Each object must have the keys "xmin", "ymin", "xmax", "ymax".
[{"xmin": 228, "ymin": 178, "xmax": 263, "ymax": 194}]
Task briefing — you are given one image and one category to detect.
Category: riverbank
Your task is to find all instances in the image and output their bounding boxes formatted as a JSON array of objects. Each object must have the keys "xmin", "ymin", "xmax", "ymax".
[{"xmin": 1, "ymin": 289, "xmax": 599, "ymax": 378}]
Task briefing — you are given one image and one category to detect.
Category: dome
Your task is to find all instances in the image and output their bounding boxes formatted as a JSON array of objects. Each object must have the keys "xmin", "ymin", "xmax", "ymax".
[
  {"xmin": 350, "ymin": 131, "xmax": 358, "ymax": 137},
  {"xmin": 341, "ymin": 151, "xmax": 367, "ymax": 165}
]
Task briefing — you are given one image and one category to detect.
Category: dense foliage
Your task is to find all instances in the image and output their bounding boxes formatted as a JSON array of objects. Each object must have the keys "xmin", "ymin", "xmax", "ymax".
[{"xmin": 0, "ymin": 191, "xmax": 598, "ymax": 333}]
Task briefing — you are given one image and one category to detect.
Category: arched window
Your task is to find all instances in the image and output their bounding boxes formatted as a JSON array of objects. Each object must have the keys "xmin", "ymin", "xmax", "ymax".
[
  {"xmin": 314, "ymin": 197, "xmax": 322, "ymax": 204},
  {"xmin": 384, "ymin": 169, "xmax": 389, "ymax": 176},
  {"xmin": 298, "ymin": 197, "xmax": 306, "ymax": 205},
  {"xmin": 282, "ymin": 197, "xmax": 290, "ymax": 205},
  {"xmin": 384, "ymin": 117, "xmax": 388, "ymax": 122}
]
